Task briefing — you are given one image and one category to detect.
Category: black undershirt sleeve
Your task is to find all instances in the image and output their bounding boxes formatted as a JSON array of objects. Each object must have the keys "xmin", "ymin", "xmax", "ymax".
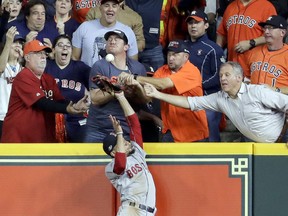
[{"xmin": 33, "ymin": 97, "xmax": 70, "ymax": 113}]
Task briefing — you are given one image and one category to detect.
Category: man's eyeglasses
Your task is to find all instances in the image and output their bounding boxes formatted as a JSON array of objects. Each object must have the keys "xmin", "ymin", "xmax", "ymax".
[
  {"xmin": 29, "ymin": 51, "xmax": 48, "ymax": 57},
  {"xmin": 262, "ymin": 26, "xmax": 277, "ymax": 31},
  {"xmin": 56, "ymin": 43, "xmax": 72, "ymax": 49}
]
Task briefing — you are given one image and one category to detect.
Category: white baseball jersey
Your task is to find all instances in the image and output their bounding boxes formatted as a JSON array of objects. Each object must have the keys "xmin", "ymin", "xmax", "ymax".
[
  {"xmin": 105, "ymin": 142, "xmax": 156, "ymax": 215},
  {"xmin": 0, "ymin": 63, "xmax": 21, "ymax": 121}
]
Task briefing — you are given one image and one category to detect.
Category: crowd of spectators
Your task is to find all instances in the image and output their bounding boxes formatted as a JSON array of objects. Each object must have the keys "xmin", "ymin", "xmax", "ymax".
[{"xmin": 0, "ymin": 0, "xmax": 287, "ymax": 143}]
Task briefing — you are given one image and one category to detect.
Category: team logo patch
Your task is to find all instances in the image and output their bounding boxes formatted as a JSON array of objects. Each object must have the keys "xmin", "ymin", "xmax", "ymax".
[
  {"xmin": 197, "ymin": 49, "xmax": 203, "ymax": 55},
  {"xmin": 38, "ymin": 41, "xmax": 45, "ymax": 46},
  {"xmin": 220, "ymin": 56, "xmax": 226, "ymax": 63},
  {"xmin": 108, "ymin": 145, "xmax": 113, "ymax": 151},
  {"xmin": 168, "ymin": 41, "xmax": 179, "ymax": 48}
]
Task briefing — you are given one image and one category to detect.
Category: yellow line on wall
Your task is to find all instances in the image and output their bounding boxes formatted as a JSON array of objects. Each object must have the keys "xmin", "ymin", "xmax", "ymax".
[
  {"xmin": 0, "ymin": 143, "xmax": 286, "ymax": 156},
  {"xmin": 253, "ymin": 143, "xmax": 288, "ymax": 155},
  {"xmin": 0, "ymin": 144, "xmax": 105, "ymax": 156},
  {"xmin": 144, "ymin": 143, "xmax": 253, "ymax": 155}
]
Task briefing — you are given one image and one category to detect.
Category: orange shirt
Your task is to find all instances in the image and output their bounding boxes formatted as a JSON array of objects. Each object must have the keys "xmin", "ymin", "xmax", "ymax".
[
  {"xmin": 153, "ymin": 61, "xmax": 208, "ymax": 142},
  {"xmin": 243, "ymin": 44, "xmax": 288, "ymax": 87},
  {"xmin": 217, "ymin": 0, "xmax": 276, "ymax": 78},
  {"xmin": 72, "ymin": 0, "xmax": 101, "ymax": 23}
]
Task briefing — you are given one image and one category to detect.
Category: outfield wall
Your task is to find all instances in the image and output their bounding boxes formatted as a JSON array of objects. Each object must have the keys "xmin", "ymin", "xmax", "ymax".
[{"xmin": 0, "ymin": 143, "xmax": 287, "ymax": 216}]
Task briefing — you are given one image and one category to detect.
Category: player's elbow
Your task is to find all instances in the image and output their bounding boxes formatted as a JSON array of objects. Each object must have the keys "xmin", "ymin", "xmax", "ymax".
[{"xmin": 113, "ymin": 166, "xmax": 125, "ymax": 175}]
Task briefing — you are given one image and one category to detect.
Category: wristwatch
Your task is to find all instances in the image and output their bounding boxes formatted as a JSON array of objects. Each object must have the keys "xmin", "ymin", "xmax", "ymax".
[
  {"xmin": 275, "ymin": 87, "xmax": 281, "ymax": 93},
  {"xmin": 249, "ymin": 39, "xmax": 256, "ymax": 49}
]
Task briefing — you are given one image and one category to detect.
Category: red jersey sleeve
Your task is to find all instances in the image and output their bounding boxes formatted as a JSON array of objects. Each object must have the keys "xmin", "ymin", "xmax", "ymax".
[
  {"xmin": 127, "ymin": 113, "xmax": 143, "ymax": 148},
  {"xmin": 113, "ymin": 152, "xmax": 127, "ymax": 175},
  {"xmin": 113, "ymin": 114, "xmax": 142, "ymax": 175}
]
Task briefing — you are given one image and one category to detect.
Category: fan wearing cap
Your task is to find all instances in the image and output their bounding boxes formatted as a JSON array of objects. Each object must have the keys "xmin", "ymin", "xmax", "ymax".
[
  {"xmin": 118, "ymin": 40, "xmax": 209, "ymax": 142},
  {"xmin": 1, "ymin": 39, "xmax": 89, "ymax": 143},
  {"xmin": 0, "ymin": 26, "xmax": 25, "ymax": 140},
  {"xmin": 103, "ymin": 89, "xmax": 156, "ymax": 215},
  {"xmin": 84, "ymin": 29, "xmax": 147, "ymax": 143},
  {"xmin": 185, "ymin": 10, "xmax": 225, "ymax": 142},
  {"xmin": 72, "ymin": 0, "xmax": 138, "ymax": 67},
  {"xmin": 216, "ymin": 0, "xmax": 277, "ymax": 81},
  {"xmin": 242, "ymin": 15, "xmax": 288, "ymax": 97}
]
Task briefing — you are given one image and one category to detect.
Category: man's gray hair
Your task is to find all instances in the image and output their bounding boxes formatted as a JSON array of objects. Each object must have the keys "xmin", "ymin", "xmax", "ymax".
[{"xmin": 220, "ymin": 61, "xmax": 244, "ymax": 78}]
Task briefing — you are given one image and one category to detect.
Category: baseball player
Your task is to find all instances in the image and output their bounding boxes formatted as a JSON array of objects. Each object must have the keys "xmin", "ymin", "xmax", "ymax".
[
  {"xmin": 216, "ymin": 0, "xmax": 276, "ymax": 80},
  {"xmin": 242, "ymin": 15, "xmax": 288, "ymax": 93},
  {"xmin": 102, "ymin": 85, "xmax": 156, "ymax": 215}
]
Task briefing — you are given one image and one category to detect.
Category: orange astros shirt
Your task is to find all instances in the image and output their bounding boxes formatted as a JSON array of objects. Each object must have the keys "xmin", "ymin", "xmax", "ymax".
[
  {"xmin": 243, "ymin": 44, "xmax": 288, "ymax": 87},
  {"xmin": 217, "ymin": 0, "xmax": 276, "ymax": 78},
  {"xmin": 153, "ymin": 61, "xmax": 209, "ymax": 142},
  {"xmin": 72, "ymin": 0, "xmax": 101, "ymax": 23}
]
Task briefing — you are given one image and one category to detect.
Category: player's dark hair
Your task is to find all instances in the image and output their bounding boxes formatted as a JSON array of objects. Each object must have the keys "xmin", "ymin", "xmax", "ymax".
[
  {"xmin": 24, "ymin": 0, "xmax": 47, "ymax": 17},
  {"xmin": 53, "ymin": 34, "xmax": 72, "ymax": 48}
]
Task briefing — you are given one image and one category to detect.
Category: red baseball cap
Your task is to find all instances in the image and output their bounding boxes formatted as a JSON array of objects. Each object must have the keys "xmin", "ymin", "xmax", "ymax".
[{"xmin": 23, "ymin": 40, "xmax": 52, "ymax": 56}]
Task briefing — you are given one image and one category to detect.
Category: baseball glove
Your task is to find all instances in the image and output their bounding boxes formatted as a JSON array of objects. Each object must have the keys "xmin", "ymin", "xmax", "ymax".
[{"xmin": 91, "ymin": 75, "xmax": 123, "ymax": 93}]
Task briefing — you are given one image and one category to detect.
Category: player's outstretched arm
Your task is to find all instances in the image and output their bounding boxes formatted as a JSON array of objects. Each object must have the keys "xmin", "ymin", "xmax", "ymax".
[
  {"xmin": 144, "ymin": 83, "xmax": 190, "ymax": 109},
  {"xmin": 115, "ymin": 91, "xmax": 134, "ymax": 117},
  {"xmin": 108, "ymin": 114, "xmax": 127, "ymax": 175},
  {"xmin": 115, "ymin": 89, "xmax": 143, "ymax": 145},
  {"xmin": 109, "ymin": 114, "xmax": 126, "ymax": 154}
]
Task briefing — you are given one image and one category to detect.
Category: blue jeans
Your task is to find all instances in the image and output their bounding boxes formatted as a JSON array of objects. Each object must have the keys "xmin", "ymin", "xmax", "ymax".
[
  {"xmin": 83, "ymin": 126, "xmax": 109, "ymax": 143},
  {"xmin": 206, "ymin": 110, "xmax": 222, "ymax": 142},
  {"xmin": 281, "ymin": 130, "xmax": 288, "ymax": 143},
  {"xmin": 66, "ymin": 121, "xmax": 87, "ymax": 143},
  {"xmin": 161, "ymin": 130, "xmax": 208, "ymax": 142},
  {"xmin": 139, "ymin": 45, "xmax": 165, "ymax": 71},
  {"xmin": 83, "ymin": 126, "xmax": 130, "ymax": 143},
  {"xmin": 161, "ymin": 130, "xmax": 174, "ymax": 142},
  {"xmin": 240, "ymin": 135, "xmax": 254, "ymax": 142}
]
